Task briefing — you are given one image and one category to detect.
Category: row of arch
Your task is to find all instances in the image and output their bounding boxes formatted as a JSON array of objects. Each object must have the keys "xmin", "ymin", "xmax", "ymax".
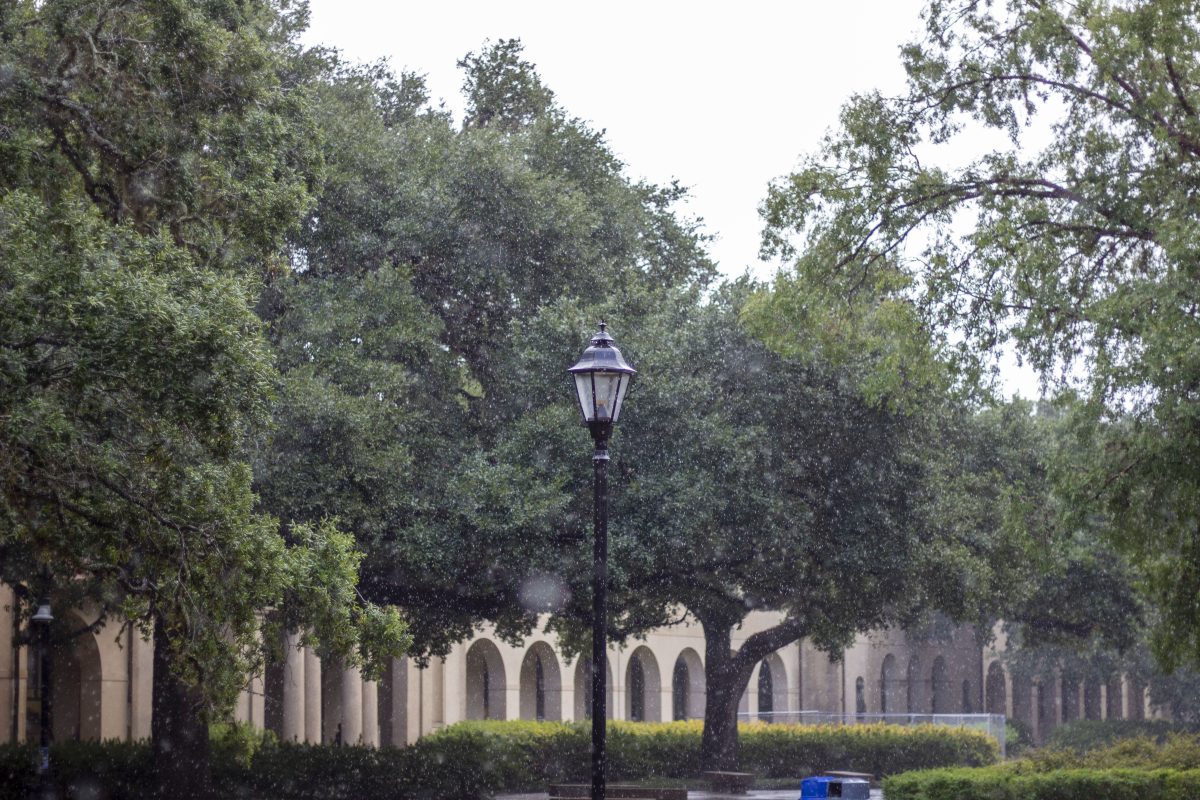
[
  {"xmin": 857, "ymin": 656, "xmax": 1151, "ymax": 727},
  {"xmin": 983, "ymin": 660, "xmax": 1149, "ymax": 728},
  {"xmin": 8, "ymin": 618, "xmax": 1157, "ymax": 749},
  {"xmin": 856, "ymin": 654, "xmax": 975, "ymax": 715},
  {"xmin": 465, "ymin": 639, "xmax": 790, "ymax": 723}
]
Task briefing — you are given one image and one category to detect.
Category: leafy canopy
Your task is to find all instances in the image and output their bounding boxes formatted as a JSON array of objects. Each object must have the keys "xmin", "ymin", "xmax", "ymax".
[
  {"xmin": 0, "ymin": 0, "xmax": 407, "ymax": 716},
  {"xmin": 760, "ymin": 0, "xmax": 1200, "ymax": 669}
]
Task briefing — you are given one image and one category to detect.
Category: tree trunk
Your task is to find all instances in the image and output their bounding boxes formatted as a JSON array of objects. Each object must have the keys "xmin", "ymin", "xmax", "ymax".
[
  {"xmin": 152, "ymin": 617, "xmax": 213, "ymax": 800},
  {"xmin": 699, "ymin": 613, "xmax": 808, "ymax": 772},
  {"xmin": 700, "ymin": 621, "xmax": 748, "ymax": 771}
]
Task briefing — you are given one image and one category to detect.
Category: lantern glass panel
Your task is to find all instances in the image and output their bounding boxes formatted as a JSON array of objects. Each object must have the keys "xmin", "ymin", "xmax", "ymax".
[
  {"xmin": 610, "ymin": 373, "xmax": 629, "ymax": 422},
  {"xmin": 573, "ymin": 373, "xmax": 594, "ymax": 422},
  {"xmin": 591, "ymin": 371, "xmax": 622, "ymax": 422}
]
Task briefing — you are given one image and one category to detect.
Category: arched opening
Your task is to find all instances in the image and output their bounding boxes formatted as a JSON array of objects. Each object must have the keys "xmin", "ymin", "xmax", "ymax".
[
  {"xmin": 625, "ymin": 647, "xmax": 662, "ymax": 722},
  {"xmin": 880, "ymin": 654, "xmax": 898, "ymax": 714},
  {"xmin": 33, "ymin": 612, "xmax": 104, "ymax": 742},
  {"xmin": 629, "ymin": 657, "xmax": 645, "ymax": 721},
  {"xmin": 906, "ymin": 655, "xmax": 924, "ymax": 714},
  {"xmin": 1128, "ymin": 677, "xmax": 1146, "ymax": 720},
  {"xmin": 1061, "ymin": 673, "xmax": 1080, "ymax": 722},
  {"xmin": 986, "ymin": 661, "xmax": 1007, "ymax": 715},
  {"xmin": 1012, "ymin": 673, "xmax": 1033, "ymax": 730},
  {"xmin": 961, "ymin": 679, "xmax": 973, "ymax": 713},
  {"xmin": 931, "ymin": 657, "xmax": 951, "ymax": 714},
  {"xmin": 1084, "ymin": 678, "xmax": 1102, "ymax": 720},
  {"xmin": 760, "ymin": 651, "xmax": 788, "ymax": 719},
  {"xmin": 1106, "ymin": 675, "xmax": 1123, "ymax": 720},
  {"xmin": 519, "ymin": 642, "xmax": 562, "ymax": 721},
  {"xmin": 757, "ymin": 660, "xmax": 774, "ymax": 719},
  {"xmin": 573, "ymin": 656, "xmax": 614, "ymax": 720},
  {"xmin": 855, "ymin": 676, "xmax": 866, "ymax": 716},
  {"xmin": 321, "ymin": 662, "xmax": 344, "ymax": 743},
  {"xmin": 671, "ymin": 648, "xmax": 704, "ymax": 721},
  {"xmin": 672, "ymin": 659, "xmax": 689, "ymax": 721},
  {"xmin": 465, "ymin": 639, "xmax": 507, "ymax": 720},
  {"xmin": 1036, "ymin": 680, "xmax": 1050, "ymax": 738},
  {"xmin": 378, "ymin": 657, "xmax": 407, "ymax": 747},
  {"xmin": 263, "ymin": 653, "xmax": 285, "ymax": 738}
]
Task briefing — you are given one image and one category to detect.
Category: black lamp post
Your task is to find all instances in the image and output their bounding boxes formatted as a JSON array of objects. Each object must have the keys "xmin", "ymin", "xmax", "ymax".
[
  {"xmin": 30, "ymin": 594, "xmax": 53, "ymax": 800},
  {"xmin": 568, "ymin": 322, "xmax": 635, "ymax": 800}
]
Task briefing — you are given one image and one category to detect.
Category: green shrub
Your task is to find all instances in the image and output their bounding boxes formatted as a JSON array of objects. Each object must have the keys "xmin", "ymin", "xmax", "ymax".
[
  {"xmin": 1047, "ymin": 719, "xmax": 1197, "ymax": 752},
  {"xmin": 886, "ymin": 732, "xmax": 1200, "ymax": 800},
  {"xmin": 211, "ymin": 719, "xmax": 278, "ymax": 769},
  {"xmin": 1023, "ymin": 732, "xmax": 1200, "ymax": 772},
  {"xmin": 0, "ymin": 719, "xmax": 997, "ymax": 800},
  {"xmin": 736, "ymin": 721, "xmax": 997, "ymax": 777},
  {"xmin": 1005, "ymin": 718, "xmax": 1032, "ymax": 758},
  {"xmin": 0, "ymin": 740, "xmax": 153, "ymax": 800},
  {"xmin": 884, "ymin": 766, "xmax": 1200, "ymax": 800}
]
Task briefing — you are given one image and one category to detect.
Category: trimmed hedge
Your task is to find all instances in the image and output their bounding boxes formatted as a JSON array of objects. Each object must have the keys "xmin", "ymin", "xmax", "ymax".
[
  {"xmin": 884, "ymin": 766, "xmax": 1200, "ymax": 800},
  {"xmin": 402, "ymin": 719, "xmax": 997, "ymax": 783},
  {"xmin": 1024, "ymin": 732, "xmax": 1200, "ymax": 771},
  {"xmin": 1047, "ymin": 719, "xmax": 1198, "ymax": 752},
  {"xmin": 0, "ymin": 720, "xmax": 998, "ymax": 800},
  {"xmin": 884, "ymin": 731, "xmax": 1200, "ymax": 800},
  {"xmin": 736, "ymin": 721, "xmax": 997, "ymax": 777}
]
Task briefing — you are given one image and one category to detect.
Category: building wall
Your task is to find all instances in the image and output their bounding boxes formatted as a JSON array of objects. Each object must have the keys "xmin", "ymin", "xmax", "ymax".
[{"xmin": 0, "ymin": 583, "xmax": 1157, "ymax": 747}]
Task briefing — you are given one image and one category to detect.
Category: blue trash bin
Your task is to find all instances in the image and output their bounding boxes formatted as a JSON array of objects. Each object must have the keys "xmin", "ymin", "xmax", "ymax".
[{"xmin": 799, "ymin": 775, "xmax": 870, "ymax": 799}]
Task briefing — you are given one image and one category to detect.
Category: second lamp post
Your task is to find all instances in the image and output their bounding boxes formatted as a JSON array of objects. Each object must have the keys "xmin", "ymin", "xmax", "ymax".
[{"xmin": 568, "ymin": 322, "xmax": 635, "ymax": 800}]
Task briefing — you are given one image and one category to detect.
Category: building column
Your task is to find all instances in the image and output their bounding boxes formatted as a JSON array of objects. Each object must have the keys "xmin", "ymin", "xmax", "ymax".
[
  {"xmin": 340, "ymin": 664, "xmax": 363, "ymax": 744},
  {"xmin": 304, "ymin": 646, "xmax": 321, "ymax": 744},
  {"xmin": 362, "ymin": 678, "xmax": 379, "ymax": 747},
  {"xmin": 442, "ymin": 645, "xmax": 465, "ymax": 725},
  {"xmin": 248, "ymin": 671, "xmax": 266, "ymax": 730},
  {"xmin": 1030, "ymin": 680, "xmax": 1042, "ymax": 744},
  {"xmin": 406, "ymin": 660, "xmax": 422, "ymax": 743},
  {"xmin": 128, "ymin": 629, "xmax": 153, "ymax": 740},
  {"xmin": 281, "ymin": 631, "xmax": 306, "ymax": 742},
  {"xmin": 0, "ymin": 585, "xmax": 16, "ymax": 742},
  {"xmin": 561, "ymin": 661, "xmax": 576, "ymax": 724},
  {"xmin": 503, "ymin": 659, "xmax": 519, "ymax": 724}
]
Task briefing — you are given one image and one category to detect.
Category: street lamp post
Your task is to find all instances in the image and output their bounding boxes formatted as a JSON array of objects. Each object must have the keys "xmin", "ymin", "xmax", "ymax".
[
  {"xmin": 568, "ymin": 322, "xmax": 635, "ymax": 800},
  {"xmin": 31, "ymin": 595, "xmax": 53, "ymax": 800}
]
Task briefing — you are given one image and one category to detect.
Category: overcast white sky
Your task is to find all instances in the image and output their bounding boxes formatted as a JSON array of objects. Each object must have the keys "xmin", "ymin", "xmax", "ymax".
[
  {"xmin": 301, "ymin": 0, "xmax": 929, "ymax": 281},
  {"xmin": 301, "ymin": 1, "xmax": 1041, "ymax": 397}
]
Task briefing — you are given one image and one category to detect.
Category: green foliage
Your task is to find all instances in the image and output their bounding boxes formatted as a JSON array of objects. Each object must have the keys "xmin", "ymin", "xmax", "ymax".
[
  {"xmin": 0, "ymin": 721, "xmax": 997, "ymax": 800},
  {"xmin": 0, "ymin": 0, "xmax": 409, "ymax": 725},
  {"xmin": 760, "ymin": 0, "xmax": 1200, "ymax": 667},
  {"xmin": 0, "ymin": 190, "xmax": 282, "ymax": 711},
  {"xmin": 0, "ymin": 0, "xmax": 320, "ymax": 269},
  {"xmin": 1036, "ymin": 729, "xmax": 1200, "ymax": 767},
  {"xmin": 884, "ymin": 767, "xmax": 1200, "ymax": 800},
  {"xmin": 1005, "ymin": 718, "xmax": 1033, "ymax": 758},
  {"xmin": 885, "ymin": 731, "xmax": 1200, "ymax": 800},
  {"xmin": 209, "ymin": 720, "xmax": 278, "ymax": 770},
  {"xmin": 258, "ymin": 41, "xmax": 715, "ymax": 660},
  {"xmin": 387, "ymin": 720, "xmax": 997, "ymax": 785},
  {"xmin": 1048, "ymin": 719, "xmax": 1173, "ymax": 752}
]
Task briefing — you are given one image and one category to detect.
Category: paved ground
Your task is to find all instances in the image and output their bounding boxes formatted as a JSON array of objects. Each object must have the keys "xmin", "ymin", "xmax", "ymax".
[{"xmin": 498, "ymin": 789, "xmax": 884, "ymax": 799}]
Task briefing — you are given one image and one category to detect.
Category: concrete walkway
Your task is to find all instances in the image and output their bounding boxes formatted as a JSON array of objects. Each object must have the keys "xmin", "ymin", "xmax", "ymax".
[{"xmin": 498, "ymin": 789, "xmax": 884, "ymax": 800}]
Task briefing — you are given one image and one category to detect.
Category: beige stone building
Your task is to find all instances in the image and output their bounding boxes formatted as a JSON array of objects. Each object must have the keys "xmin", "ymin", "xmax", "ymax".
[{"xmin": 0, "ymin": 583, "xmax": 1157, "ymax": 748}]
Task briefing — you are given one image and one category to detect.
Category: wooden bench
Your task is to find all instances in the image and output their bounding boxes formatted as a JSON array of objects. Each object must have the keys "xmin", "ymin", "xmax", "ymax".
[
  {"xmin": 548, "ymin": 784, "xmax": 687, "ymax": 800},
  {"xmin": 701, "ymin": 771, "xmax": 754, "ymax": 794},
  {"xmin": 823, "ymin": 770, "xmax": 876, "ymax": 786}
]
